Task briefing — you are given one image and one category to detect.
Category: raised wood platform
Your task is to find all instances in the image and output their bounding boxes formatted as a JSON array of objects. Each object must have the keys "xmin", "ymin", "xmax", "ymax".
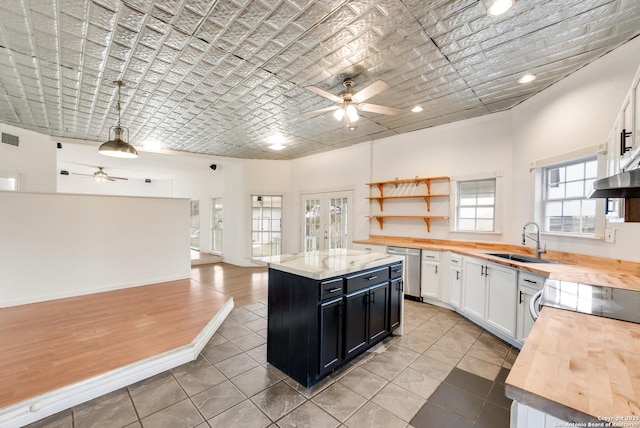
[{"xmin": 0, "ymin": 279, "xmax": 231, "ymax": 427}]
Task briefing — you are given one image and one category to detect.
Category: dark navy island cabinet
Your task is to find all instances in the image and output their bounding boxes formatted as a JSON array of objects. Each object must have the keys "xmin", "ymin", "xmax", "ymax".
[{"xmin": 266, "ymin": 261, "xmax": 403, "ymax": 388}]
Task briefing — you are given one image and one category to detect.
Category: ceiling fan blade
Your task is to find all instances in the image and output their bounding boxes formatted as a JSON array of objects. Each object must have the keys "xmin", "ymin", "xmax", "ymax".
[
  {"xmin": 72, "ymin": 173, "xmax": 94, "ymax": 177},
  {"xmin": 359, "ymin": 103, "xmax": 402, "ymax": 116},
  {"xmin": 109, "ymin": 176, "xmax": 128, "ymax": 180},
  {"xmin": 305, "ymin": 86, "xmax": 342, "ymax": 103},
  {"xmin": 106, "ymin": 177, "xmax": 117, "ymax": 182},
  {"xmin": 352, "ymin": 80, "xmax": 390, "ymax": 103},
  {"xmin": 299, "ymin": 105, "xmax": 340, "ymax": 116}
]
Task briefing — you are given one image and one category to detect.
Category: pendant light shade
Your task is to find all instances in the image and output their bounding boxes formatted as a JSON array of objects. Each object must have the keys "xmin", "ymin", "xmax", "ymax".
[{"xmin": 99, "ymin": 81, "xmax": 138, "ymax": 158}]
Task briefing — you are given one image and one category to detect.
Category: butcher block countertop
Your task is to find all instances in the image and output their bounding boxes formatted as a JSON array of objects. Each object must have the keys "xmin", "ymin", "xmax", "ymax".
[
  {"xmin": 505, "ymin": 307, "xmax": 640, "ymax": 422},
  {"xmin": 355, "ymin": 235, "xmax": 640, "ymax": 421},
  {"xmin": 354, "ymin": 235, "xmax": 640, "ymax": 290}
]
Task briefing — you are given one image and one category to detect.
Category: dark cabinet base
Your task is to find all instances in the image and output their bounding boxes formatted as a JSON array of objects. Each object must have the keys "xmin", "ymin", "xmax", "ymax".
[{"xmin": 267, "ymin": 262, "xmax": 402, "ymax": 388}]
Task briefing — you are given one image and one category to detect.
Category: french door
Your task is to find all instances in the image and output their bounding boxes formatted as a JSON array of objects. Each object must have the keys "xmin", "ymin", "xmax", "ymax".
[{"xmin": 302, "ymin": 191, "xmax": 352, "ymax": 252}]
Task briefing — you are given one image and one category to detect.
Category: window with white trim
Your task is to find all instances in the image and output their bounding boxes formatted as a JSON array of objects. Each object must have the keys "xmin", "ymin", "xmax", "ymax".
[
  {"xmin": 456, "ymin": 178, "xmax": 496, "ymax": 232},
  {"xmin": 542, "ymin": 157, "xmax": 597, "ymax": 235}
]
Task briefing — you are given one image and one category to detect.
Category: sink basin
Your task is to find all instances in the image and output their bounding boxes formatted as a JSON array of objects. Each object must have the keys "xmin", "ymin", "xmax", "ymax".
[{"xmin": 485, "ymin": 253, "xmax": 563, "ymax": 264}]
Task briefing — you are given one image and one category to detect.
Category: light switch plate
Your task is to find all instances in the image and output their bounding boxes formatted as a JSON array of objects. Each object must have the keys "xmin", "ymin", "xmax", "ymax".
[{"xmin": 604, "ymin": 228, "xmax": 615, "ymax": 243}]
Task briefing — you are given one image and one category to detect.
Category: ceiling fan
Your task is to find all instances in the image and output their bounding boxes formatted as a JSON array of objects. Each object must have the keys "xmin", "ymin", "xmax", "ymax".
[
  {"xmin": 301, "ymin": 79, "xmax": 402, "ymax": 130},
  {"xmin": 72, "ymin": 167, "xmax": 128, "ymax": 182}
]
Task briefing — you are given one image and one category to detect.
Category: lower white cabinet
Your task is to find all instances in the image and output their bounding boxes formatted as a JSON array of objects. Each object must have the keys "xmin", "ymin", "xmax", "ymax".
[
  {"xmin": 462, "ymin": 258, "xmax": 486, "ymax": 319},
  {"xmin": 420, "ymin": 250, "xmax": 441, "ymax": 300},
  {"xmin": 461, "ymin": 257, "xmax": 518, "ymax": 342},
  {"xmin": 516, "ymin": 272, "xmax": 545, "ymax": 344},
  {"xmin": 486, "ymin": 264, "xmax": 517, "ymax": 337},
  {"xmin": 449, "ymin": 254, "xmax": 462, "ymax": 308}
]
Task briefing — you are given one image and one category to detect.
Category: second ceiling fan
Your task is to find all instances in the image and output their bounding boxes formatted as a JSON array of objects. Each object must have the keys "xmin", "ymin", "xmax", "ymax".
[
  {"xmin": 301, "ymin": 79, "xmax": 401, "ymax": 130},
  {"xmin": 72, "ymin": 167, "xmax": 128, "ymax": 182}
]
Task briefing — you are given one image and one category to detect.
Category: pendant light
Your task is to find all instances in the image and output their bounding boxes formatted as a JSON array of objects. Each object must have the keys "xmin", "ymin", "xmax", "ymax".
[{"xmin": 98, "ymin": 81, "xmax": 138, "ymax": 158}]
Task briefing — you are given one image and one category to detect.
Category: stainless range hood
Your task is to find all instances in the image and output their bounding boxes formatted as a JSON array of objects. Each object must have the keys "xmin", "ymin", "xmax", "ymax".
[{"xmin": 589, "ymin": 168, "xmax": 640, "ymax": 198}]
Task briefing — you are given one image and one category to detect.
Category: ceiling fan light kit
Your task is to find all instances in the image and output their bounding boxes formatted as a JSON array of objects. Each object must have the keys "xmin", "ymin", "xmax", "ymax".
[
  {"xmin": 99, "ymin": 81, "xmax": 139, "ymax": 159},
  {"xmin": 302, "ymin": 78, "xmax": 400, "ymax": 130}
]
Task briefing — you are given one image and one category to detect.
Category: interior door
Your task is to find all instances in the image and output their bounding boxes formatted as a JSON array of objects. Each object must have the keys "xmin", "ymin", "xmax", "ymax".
[{"xmin": 301, "ymin": 191, "xmax": 352, "ymax": 251}]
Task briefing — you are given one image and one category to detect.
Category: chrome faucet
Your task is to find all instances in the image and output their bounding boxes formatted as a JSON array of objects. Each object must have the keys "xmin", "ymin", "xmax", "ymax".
[{"xmin": 522, "ymin": 221, "xmax": 547, "ymax": 259}]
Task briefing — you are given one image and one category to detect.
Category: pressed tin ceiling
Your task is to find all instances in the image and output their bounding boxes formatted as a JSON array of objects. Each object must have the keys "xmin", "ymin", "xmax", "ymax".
[{"xmin": 0, "ymin": 1, "xmax": 639, "ymax": 160}]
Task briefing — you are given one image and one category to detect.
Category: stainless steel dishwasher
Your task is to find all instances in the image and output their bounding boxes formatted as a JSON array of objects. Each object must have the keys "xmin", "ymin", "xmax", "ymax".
[{"xmin": 386, "ymin": 246, "xmax": 421, "ymax": 301}]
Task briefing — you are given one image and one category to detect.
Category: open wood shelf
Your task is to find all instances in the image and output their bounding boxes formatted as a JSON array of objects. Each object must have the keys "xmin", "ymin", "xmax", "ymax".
[
  {"xmin": 367, "ymin": 215, "xmax": 448, "ymax": 232},
  {"xmin": 366, "ymin": 176, "xmax": 450, "ymax": 233},
  {"xmin": 366, "ymin": 194, "xmax": 449, "ymax": 211},
  {"xmin": 366, "ymin": 176, "xmax": 450, "ymax": 197}
]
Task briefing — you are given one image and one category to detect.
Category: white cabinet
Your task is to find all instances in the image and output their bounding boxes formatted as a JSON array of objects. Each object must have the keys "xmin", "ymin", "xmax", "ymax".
[
  {"xmin": 619, "ymin": 66, "xmax": 640, "ymax": 171},
  {"xmin": 516, "ymin": 272, "xmax": 545, "ymax": 344},
  {"xmin": 461, "ymin": 257, "xmax": 517, "ymax": 340},
  {"xmin": 462, "ymin": 257, "xmax": 486, "ymax": 319},
  {"xmin": 449, "ymin": 254, "xmax": 462, "ymax": 308},
  {"xmin": 420, "ymin": 250, "xmax": 440, "ymax": 300},
  {"xmin": 486, "ymin": 264, "xmax": 518, "ymax": 337}
]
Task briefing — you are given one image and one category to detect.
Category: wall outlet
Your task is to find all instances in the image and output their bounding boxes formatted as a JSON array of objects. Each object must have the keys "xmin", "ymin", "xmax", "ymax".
[{"xmin": 604, "ymin": 228, "xmax": 615, "ymax": 243}]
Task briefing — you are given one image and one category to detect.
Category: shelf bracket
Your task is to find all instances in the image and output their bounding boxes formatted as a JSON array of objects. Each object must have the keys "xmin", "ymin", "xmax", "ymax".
[
  {"xmin": 374, "ymin": 216, "xmax": 384, "ymax": 229},
  {"xmin": 376, "ymin": 183, "xmax": 384, "ymax": 197},
  {"xmin": 423, "ymin": 218, "xmax": 431, "ymax": 233},
  {"xmin": 375, "ymin": 197, "xmax": 384, "ymax": 211},
  {"xmin": 423, "ymin": 196, "xmax": 431, "ymax": 212}
]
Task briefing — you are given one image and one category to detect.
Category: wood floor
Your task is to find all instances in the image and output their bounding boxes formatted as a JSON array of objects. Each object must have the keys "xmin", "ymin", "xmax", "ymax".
[{"xmin": 0, "ymin": 262, "xmax": 267, "ymax": 410}]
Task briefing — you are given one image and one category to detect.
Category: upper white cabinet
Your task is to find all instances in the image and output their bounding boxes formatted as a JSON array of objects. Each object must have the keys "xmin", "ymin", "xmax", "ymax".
[
  {"xmin": 462, "ymin": 257, "xmax": 518, "ymax": 340},
  {"xmin": 619, "ymin": 66, "xmax": 640, "ymax": 171}
]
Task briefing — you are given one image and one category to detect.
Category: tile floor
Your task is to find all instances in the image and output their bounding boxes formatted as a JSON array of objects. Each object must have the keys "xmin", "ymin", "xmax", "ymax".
[{"xmin": 27, "ymin": 300, "xmax": 518, "ymax": 428}]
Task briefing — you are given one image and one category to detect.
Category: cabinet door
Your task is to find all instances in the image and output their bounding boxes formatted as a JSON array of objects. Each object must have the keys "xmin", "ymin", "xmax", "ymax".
[
  {"xmin": 368, "ymin": 283, "xmax": 388, "ymax": 342},
  {"xmin": 319, "ymin": 297, "xmax": 343, "ymax": 376},
  {"xmin": 344, "ymin": 288, "xmax": 369, "ymax": 358},
  {"xmin": 517, "ymin": 287, "xmax": 536, "ymax": 343},
  {"xmin": 462, "ymin": 258, "xmax": 486, "ymax": 320},
  {"xmin": 449, "ymin": 266, "xmax": 462, "ymax": 308},
  {"xmin": 421, "ymin": 261, "xmax": 440, "ymax": 299},
  {"xmin": 389, "ymin": 278, "xmax": 402, "ymax": 331},
  {"xmin": 486, "ymin": 263, "xmax": 517, "ymax": 337}
]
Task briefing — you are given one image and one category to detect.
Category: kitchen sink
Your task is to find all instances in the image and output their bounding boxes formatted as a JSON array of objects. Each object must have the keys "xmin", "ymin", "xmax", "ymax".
[{"xmin": 485, "ymin": 253, "xmax": 563, "ymax": 264}]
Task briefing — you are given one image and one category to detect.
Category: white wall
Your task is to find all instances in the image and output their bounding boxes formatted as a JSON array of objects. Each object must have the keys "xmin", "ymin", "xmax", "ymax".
[
  {"xmin": 289, "ymin": 144, "xmax": 372, "ymax": 252},
  {"xmin": 0, "ymin": 123, "xmax": 57, "ymax": 193},
  {"xmin": 0, "ymin": 191, "xmax": 191, "ymax": 307},
  {"xmin": 510, "ymin": 36, "xmax": 640, "ymax": 260}
]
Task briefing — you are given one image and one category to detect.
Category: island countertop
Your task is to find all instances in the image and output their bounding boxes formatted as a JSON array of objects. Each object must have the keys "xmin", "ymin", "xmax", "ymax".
[{"xmin": 255, "ymin": 249, "xmax": 404, "ymax": 280}]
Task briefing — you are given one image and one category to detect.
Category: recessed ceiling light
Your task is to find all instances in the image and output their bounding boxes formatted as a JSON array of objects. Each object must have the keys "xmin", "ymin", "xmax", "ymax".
[
  {"xmin": 411, "ymin": 106, "xmax": 423, "ymax": 113},
  {"xmin": 487, "ymin": 0, "xmax": 514, "ymax": 16},
  {"xmin": 268, "ymin": 144, "xmax": 285, "ymax": 151},
  {"xmin": 518, "ymin": 73, "xmax": 537, "ymax": 84}
]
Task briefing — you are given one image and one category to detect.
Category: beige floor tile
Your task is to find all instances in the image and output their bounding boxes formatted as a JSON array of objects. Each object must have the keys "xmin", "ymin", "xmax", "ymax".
[
  {"xmin": 344, "ymin": 402, "xmax": 406, "ymax": 428},
  {"xmin": 312, "ymin": 383, "xmax": 367, "ymax": 422},
  {"xmin": 371, "ymin": 382, "xmax": 426, "ymax": 422},
  {"xmin": 409, "ymin": 354, "xmax": 454, "ymax": 381},
  {"xmin": 337, "ymin": 367, "xmax": 388, "ymax": 399},
  {"xmin": 457, "ymin": 355, "xmax": 502, "ymax": 381},
  {"xmin": 391, "ymin": 367, "xmax": 440, "ymax": 399}
]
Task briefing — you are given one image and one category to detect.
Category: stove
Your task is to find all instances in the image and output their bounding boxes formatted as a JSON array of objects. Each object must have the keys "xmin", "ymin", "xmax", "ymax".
[{"xmin": 541, "ymin": 279, "xmax": 640, "ymax": 324}]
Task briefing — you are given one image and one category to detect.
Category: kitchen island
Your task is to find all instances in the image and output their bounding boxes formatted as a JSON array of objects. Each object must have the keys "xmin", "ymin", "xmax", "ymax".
[{"xmin": 258, "ymin": 249, "xmax": 404, "ymax": 387}]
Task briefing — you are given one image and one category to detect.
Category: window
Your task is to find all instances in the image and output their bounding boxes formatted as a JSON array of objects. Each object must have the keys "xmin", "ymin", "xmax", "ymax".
[
  {"xmin": 542, "ymin": 157, "xmax": 597, "ymax": 235},
  {"xmin": 210, "ymin": 197, "xmax": 223, "ymax": 253},
  {"xmin": 456, "ymin": 179, "xmax": 496, "ymax": 232},
  {"xmin": 251, "ymin": 195, "xmax": 282, "ymax": 258},
  {"xmin": 0, "ymin": 174, "xmax": 19, "ymax": 191}
]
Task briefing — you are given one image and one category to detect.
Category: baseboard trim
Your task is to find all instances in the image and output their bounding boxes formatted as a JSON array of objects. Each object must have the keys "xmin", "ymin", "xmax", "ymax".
[{"xmin": 0, "ymin": 298, "xmax": 234, "ymax": 428}]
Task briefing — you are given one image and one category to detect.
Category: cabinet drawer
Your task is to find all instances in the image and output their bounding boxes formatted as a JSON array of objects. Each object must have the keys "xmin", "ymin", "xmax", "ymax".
[
  {"xmin": 346, "ymin": 266, "xmax": 389, "ymax": 293},
  {"xmin": 422, "ymin": 250, "xmax": 440, "ymax": 262},
  {"xmin": 390, "ymin": 262, "xmax": 403, "ymax": 279},
  {"xmin": 518, "ymin": 271, "xmax": 545, "ymax": 290},
  {"xmin": 450, "ymin": 254, "xmax": 462, "ymax": 265},
  {"xmin": 319, "ymin": 277, "xmax": 344, "ymax": 301}
]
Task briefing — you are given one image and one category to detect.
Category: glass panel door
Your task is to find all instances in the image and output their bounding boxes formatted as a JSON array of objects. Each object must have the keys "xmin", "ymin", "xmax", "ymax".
[
  {"xmin": 211, "ymin": 197, "xmax": 223, "ymax": 253},
  {"xmin": 190, "ymin": 199, "xmax": 200, "ymax": 250},
  {"xmin": 251, "ymin": 195, "xmax": 282, "ymax": 258},
  {"xmin": 301, "ymin": 191, "xmax": 352, "ymax": 251},
  {"xmin": 328, "ymin": 196, "xmax": 348, "ymax": 249},
  {"xmin": 303, "ymin": 197, "xmax": 321, "ymax": 252}
]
